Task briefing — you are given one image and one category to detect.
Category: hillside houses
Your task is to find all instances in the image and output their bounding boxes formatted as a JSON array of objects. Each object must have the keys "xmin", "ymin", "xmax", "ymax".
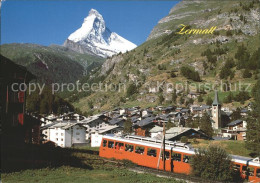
[{"xmin": 40, "ymin": 91, "xmax": 249, "ymax": 147}]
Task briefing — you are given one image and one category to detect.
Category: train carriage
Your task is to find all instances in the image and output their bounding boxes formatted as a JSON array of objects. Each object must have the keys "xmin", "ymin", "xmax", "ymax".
[{"xmin": 99, "ymin": 134, "xmax": 260, "ymax": 182}]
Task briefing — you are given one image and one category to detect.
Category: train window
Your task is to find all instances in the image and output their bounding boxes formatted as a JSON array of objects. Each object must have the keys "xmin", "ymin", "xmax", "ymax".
[
  {"xmin": 232, "ymin": 164, "xmax": 240, "ymax": 171},
  {"xmin": 125, "ymin": 144, "xmax": 134, "ymax": 152},
  {"xmin": 135, "ymin": 146, "xmax": 145, "ymax": 155},
  {"xmin": 160, "ymin": 151, "xmax": 170, "ymax": 160},
  {"xmin": 147, "ymin": 148, "xmax": 157, "ymax": 157},
  {"xmin": 108, "ymin": 141, "xmax": 114, "ymax": 148},
  {"xmin": 172, "ymin": 152, "xmax": 181, "ymax": 162},
  {"xmin": 183, "ymin": 155, "xmax": 191, "ymax": 163},
  {"xmin": 242, "ymin": 166, "xmax": 247, "ymax": 175},
  {"xmin": 248, "ymin": 167, "xmax": 255, "ymax": 177},
  {"xmin": 115, "ymin": 142, "xmax": 124, "ymax": 150},
  {"xmin": 257, "ymin": 169, "xmax": 260, "ymax": 178},
  {"xmin": 102, "ymin": 140, "xmax": 107, "ymax": 147}
]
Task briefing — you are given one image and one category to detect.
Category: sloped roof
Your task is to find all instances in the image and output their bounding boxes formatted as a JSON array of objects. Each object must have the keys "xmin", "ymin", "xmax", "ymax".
[
  {"xmin": 212, "ymin": 90, "xmax": 220, "ymax": 106},
  {"xmin": 49, "ymin": 122, "xmax": 86, "ymax": 130},
  {"xmin": 149, "ymin": 126, "xmax": 163, "ymax": 133},
  {"xmin": 227, "ymin": 119, "xmax": 243, "ymax": 126},
  {"xmin": 98, "ymin": 125, "xmax": 120, "ymax": 134},
  {"xmin": 138, "ymin": 116, "xmax": 155, "ymax": 127},
  {"xmin": 109, "ymin": 118, "xmax": 124, "ymax": 125}
]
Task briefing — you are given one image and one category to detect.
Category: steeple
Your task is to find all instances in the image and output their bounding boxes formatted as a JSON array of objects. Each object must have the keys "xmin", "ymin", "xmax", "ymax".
[{"xmin": 212, "ymin": 90, "xmax": 220, "ymax": 106}]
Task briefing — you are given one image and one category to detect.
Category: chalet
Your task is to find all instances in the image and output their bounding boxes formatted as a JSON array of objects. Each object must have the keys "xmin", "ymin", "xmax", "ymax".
[
  {"xmin": 240, "ymin": 109, "xmax": 249, "ymax": 117},
  {"xmin": 134, "ymin": 116, "xmax": 156, "ymax": 136},
  {"xmin": 161, "ymin": 106, "xmax": 175, "ymax": 114},
  {"xmin": 187, "ymin": 92, "xmax": 200, "ymax": 99},
  {"xmin": 47, "ymin": 122, "xmax": 87, "ymax": 147},
  {"xmin": 108, "ymin": 118, "xmax": 125, "ymax": 127},
  {"xmin": 180, "ymin": 108, "xmax": 190, "ymax": 115},
  {"xmin": 142, "ymin": 109, "xmax": 153, "ymax": 117},
  {"xmin": 190, "ymin": 105, "xmax": 203, "ymax": 116},
  {"xmin": 175, "ymin": 107, "xmax": 182, "ymax": 112},
  {"xmin": 149, "ymin": 126, "xmax": 211, "ymax": 141},
  {"xmin": 222, "ymin": 119, "xmax": 247, "ymax": 141},
  {"xmin": 91, "ymin": 125, "xmax": 121, "ymax": 147},
  {"xmin": 1, "ymin": 55, "xmax": 41, "ymax": 145},
  {"xmin": 80, "ymin": 114, "xmax": 111, "ymax": 139}
]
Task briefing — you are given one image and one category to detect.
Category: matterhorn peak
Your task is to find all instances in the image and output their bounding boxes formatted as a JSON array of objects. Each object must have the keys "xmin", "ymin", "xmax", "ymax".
[
  {"xmin": 64, "ymin": 8, "xmax": 136, "ymax": 58},
  {"xmin": 88, "ymin": 9, "xmax": 102, "ymax": 17}
]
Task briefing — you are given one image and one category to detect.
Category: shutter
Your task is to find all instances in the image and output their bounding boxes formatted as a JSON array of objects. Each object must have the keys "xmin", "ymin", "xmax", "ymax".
[
  {"xmin": 18, "ymin": 91, "xmax": 25, "ymax": 103},
  {"xmin": 18, "ymin": 113, "xmax": 24, "ymax": 125}
]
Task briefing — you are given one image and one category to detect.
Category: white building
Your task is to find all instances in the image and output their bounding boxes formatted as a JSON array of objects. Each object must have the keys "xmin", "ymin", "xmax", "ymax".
[
  {"xmin": 47, "ymin": 123, "xmax": 86, "ymax": 147},
  {"xmin": 91, "ymin": 125, "xmax": 122, "ymax": 147}
]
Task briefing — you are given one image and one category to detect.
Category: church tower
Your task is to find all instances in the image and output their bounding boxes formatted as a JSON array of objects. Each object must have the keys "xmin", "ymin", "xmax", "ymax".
[{"xmin": 212, "ymin": 90, "xmax": 221, "ymax": 129}]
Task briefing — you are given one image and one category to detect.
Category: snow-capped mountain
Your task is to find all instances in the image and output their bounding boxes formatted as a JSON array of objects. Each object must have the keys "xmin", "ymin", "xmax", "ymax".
[{"xmin": 64, "ymin": 9, "xmax": 137, "ymax": 58}]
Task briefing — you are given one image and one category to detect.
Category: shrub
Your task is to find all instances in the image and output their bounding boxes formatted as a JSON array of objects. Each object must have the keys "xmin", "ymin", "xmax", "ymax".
[
  {"xmin": 180, "ymin": 66, "xmax": 201, "ymax": 82},
  {"xmin": 243, "ymin": 69, "xmax": 252, "ymax": 78},
  {"xmin": 191, "ymin": 145, "xmax": 233, "ymax": 181}
]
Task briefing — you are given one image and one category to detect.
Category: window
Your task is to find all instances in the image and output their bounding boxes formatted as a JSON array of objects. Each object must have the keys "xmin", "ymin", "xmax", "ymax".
[
  {"xmin": 108, "ymin": 141, "xmax": 114, "ymax": 148},
  {"xmin": 125, "ymin": 144, "xmax": 134, "ymax": 152},
  {"xmin": 61, "ymin": 138, "xmax": 63, "ymax": 141},
  {"xmin": 103, "ymin": 140, "xmax": 107, "ymax": 147},
  {"xmin": 77, "ymin": 138, "xmax": 80, "ymax": 141},
  {"xmin": 242, "ymin": 166, "xmax": 247, "ymax": 175},
  {"xmin": 61, "ymin": 133, "xmax": 63, "ymax": 136},
  {"xmin": 56, "ymin": 133, "xmax": 58, "ymax": 136},
  {"xmin": 115, "ymin": 142, "xmax": 124, "ymax": 150},
  {"xmin": 147, "ymin": 148, "xmax": 157, "ymax": 157},
  {"xmin": 257, "ymin": 169, "xmax": 260, "ymax": 178},
  {"xmin": 56, "ymin": 138, "xmax": 58, "ymax": 141},
  {"xmin": 172, "ymin": 152, "xmax": 181, "ymax": 162},
  {"xmin": 232, "ymin": 164, "xmax": 240, "ymax": 172},
  {"xmin": 45, "ymin": 131, "xmax": 47, "ymax": 134},
  {"xmin": 135, "ymin": 146, "xmax": 145, "ymax": 155},
  {"xmin": 183, "ymin": 155, "xmax": 191, "ymax": 163},
  {"xmin": 248, "ymin": 167, "xmax": 255, "ymax": 177},
  {"xmin": 76, "ymin": 132, "xmax": 80, "ymax": 135},
  {"xmin": 160, "ymin": 151, "xmax": 170, "ymax": 160}
]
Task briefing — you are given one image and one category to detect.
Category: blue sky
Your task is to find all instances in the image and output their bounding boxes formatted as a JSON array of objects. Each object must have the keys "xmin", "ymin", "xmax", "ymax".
[{"xmin": 1, "ymin": 1, "xmax": 178, "ymax": 46}]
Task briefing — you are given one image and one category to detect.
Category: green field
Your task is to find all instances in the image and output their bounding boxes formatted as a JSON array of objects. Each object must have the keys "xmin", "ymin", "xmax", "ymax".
[
  {"xmin": 2, "ymin": 166, "xmax": 185, "ymax": 183},
  {"xmin": 2, "ymin": 144, "xmax": 184, "ymax": 183},
  {"xmin": 191, "ymin": 139, "xmax": 253, "ymax": 157}
]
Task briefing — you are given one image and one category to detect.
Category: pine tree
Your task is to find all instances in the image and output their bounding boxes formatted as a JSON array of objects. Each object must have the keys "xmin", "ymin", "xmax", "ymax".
[
  {"xmin": 123, "ymin": 118, "xmax": 133, "ymax": 135},
  {"xmin": 231, "ymin": 108, "xmax": 242, "ymax": 121},
  {"xmin": 200, "ymin": 113, "xmax": 214, "ymax": 137},
  {"xmin": 206, "ymin": 96, "xmax": 213, "ymax": 106},
  {"xmin": 198, "ymin": 95, "xmax": 203, "ymax": 102},
  {"xmin": 246, "ymin": 80, "xmax": 260, "ymax": 156},
  {"xmin": 172, "ymin": 89, "xmax": 177, "ymax": 104}
]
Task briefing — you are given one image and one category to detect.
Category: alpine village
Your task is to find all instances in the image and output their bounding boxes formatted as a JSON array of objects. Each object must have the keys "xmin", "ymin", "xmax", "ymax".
[{"xmin": 1, "ymin": 0, "xmax": 260, "ymax": 183}]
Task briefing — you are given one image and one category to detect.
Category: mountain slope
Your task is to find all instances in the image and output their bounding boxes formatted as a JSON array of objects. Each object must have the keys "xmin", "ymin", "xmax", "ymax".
[
  {"xmin": 0, "ymin": 43, "xmax": 104, "ymax": 83},
  {"xmin": 72, "ymin": 0, "xmax": 260, "ymax": 113},
  {"xmin": 64, "ymin": 9, "xmax": 137, "ymax": 58}
]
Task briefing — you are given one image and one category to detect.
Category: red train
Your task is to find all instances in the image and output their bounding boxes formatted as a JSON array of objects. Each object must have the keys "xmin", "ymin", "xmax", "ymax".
[{"xmin": 99, "ymin": 134, "xmax": 260, "ymax": 182}]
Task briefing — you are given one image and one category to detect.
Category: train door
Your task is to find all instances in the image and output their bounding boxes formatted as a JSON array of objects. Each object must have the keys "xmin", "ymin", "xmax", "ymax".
[
  {"xmin": 106, "ymin": 140, "xmax": 115, "ymax": 158},
  {"xmin": 114, "ymin": 141, "xmax": 124, "ymax": 158},
  {"xmin": 159, "ymin": 150, "xmax": 170, "ymax": 171},
  {"xmin": 170, "ymin": 149, "xmax": 183, "ymax": 174}
]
